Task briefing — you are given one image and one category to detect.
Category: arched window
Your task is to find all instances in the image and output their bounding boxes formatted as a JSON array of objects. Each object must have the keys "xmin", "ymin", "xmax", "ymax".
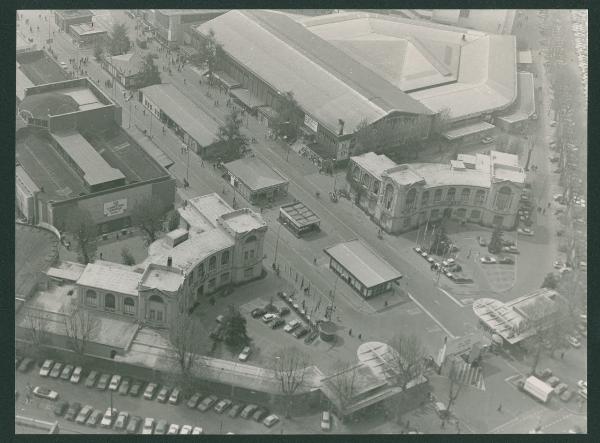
[
  {"xmin": 446, "ymin": 187, "xmax": 456, "ymax": 201},
  {"xmin": 475, "ymin": 190, "xmax": 486, "ymax": 205},
  {"xmin": 209, "ymin": 255, "xmax": 217, "ymax": 271},
  {"xmin": 149, "ymin": 294, "xmax": 164, "ymax": 303},
  {"xmin": 123, "ymin": 297, "xmax": 135, "ymax": 315},
  {"xmin": 104, "ymin": 293, "xmax": 115, "ymax": 310},
  {"xmin": 245, "ymin": 235, "xmax": 257, "ymax": 244},
  {"xmin": 434, "ymin": 189, "xmax": 443, "ymax": 202},
  {"xmin": 221, "ymin": 250, "xmax": 230, "ymax": 265},
  {"xmin": 384, "ymin": 184, "xmax": 395, "ymax": 210},
  {"xmin": 421, "ymin": 190, "xmax": 429, "ymax": 206},
  {"xmin": 361, "ymin": 173, "xmax": 370, "ymax": 187},
  {"xmin": 373, "ymin": 180, "xmax": 380, "ymax": 194},
  {"xmin": 405, "ymin": 188, "xmax": 417, "ymax": 209},
  {"xmin": 85, "ymin": 289, "xmax": 97, "ymax": 307},
  {"xmin": 461, "ymin": 188, "xmax": 471, "ymax": 203},
  {"xmin": 495, "ymin": 186, "xmax": 513, "ymax": 211},
  {"xmin": 148, "ymin": 294, "xmax": 165, "ymax": 322}
]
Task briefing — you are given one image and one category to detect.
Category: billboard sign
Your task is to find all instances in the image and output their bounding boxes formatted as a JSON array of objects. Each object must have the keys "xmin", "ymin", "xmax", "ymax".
[
  {"xmin": 103, "ymin": 198, "xmax": 128, "ymax": 217},
  {"xmin": 304, "ymin": 114, "xmax": 318, "ymax": 133}
]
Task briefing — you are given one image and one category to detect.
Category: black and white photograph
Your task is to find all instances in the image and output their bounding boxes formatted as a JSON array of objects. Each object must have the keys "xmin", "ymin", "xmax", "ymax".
[{"xmin": 14, "ymin": 7, "xmax": 587, "ymax": 435}]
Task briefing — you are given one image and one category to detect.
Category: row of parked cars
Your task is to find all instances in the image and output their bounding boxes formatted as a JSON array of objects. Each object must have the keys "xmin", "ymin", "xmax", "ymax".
[
  {"xmin": 413, "ymin": 247, "xmax": 473, "ymax": 284},
  {"xmin": 533, "ymin": 367, "xmax": 587, "ymax": 402}
]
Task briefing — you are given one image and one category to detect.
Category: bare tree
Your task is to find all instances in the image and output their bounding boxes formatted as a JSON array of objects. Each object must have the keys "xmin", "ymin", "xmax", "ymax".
[
  {"xmin": 23, "ymin": 309, "xmax": 49, "ymax": 351},
  {"xmin": 61, "ymin": 301, "xmax": 100, "ymax": 355},
  {"xmin": 326, "ymin": 360, "xmax": 359, "ymax": 414},
  {"xmin": 446, "ymin": 358, "xmax": 465, "ymax": 422},
  {"xmin": 64, "ymin": 207, "xmax": 97, "ymax": 264},
  {"xmin": 272, "ymin": 346, "xmax": 311, "ymax": 418},
  {"xmin": 168, "ymin": 311, "xmax": 207, "ymax": 394},
  {"xmin": 389, "ymin": 334, "xmax": 427, "ymax": 390},
  {"xmin": 131, "ymin": 196, "xmax": 167, "ymax": 244}
]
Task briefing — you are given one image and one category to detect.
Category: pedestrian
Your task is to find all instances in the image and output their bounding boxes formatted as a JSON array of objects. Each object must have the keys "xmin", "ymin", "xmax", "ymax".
[
  {"xmin": 358, "ymin": 334, "xmax": 362, "ymax": 340},
  {"xmin": 547, "ymin": 202, "xmax": 551, "ymax": 208},
  {"xmin": 313, "ymin": 257, "xmax": 317, "ymax": 265},
  {"xmin": 183, "ymin": 78, "xmax": 186, "ymax": 84},
  {"xmin": 497, "ymin": 403, "xmax": 502, "ymax": 412},
  {"xmin": 542, "ymin": 208, "xmax": 546, "ymax": 215},
  {"xmin": 560, "ymin": 351, "xmax": 564, "ymax": 359},
  {"xmin": 201, "ymin": 160, "xmax": 204, "ymax": 167},
  {"xmin": 349, "ymin": 329, "xmax": 352, "ymax": 336}
]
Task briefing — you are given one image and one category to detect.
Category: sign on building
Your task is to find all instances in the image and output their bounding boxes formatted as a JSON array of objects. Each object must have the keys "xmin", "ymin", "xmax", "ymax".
[
  {"xmin": 304, "ymin": 114, "xmax": 318, "ymax": 133},
  {"xmin": 103, "ymin": 198, "xmax": 128, "ymax": 217}
]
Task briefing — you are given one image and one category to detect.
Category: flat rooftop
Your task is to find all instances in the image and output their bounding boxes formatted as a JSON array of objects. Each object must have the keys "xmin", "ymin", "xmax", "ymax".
[
  {"xmin": 351, "ymin": 152, "xmax": 397, "ymax": 180},
  {"xmin": 224, "ymin": 157, "xmax": 289, "ymax": 191},
  {"xmin": 46, "ymin": 261, "xmax": 87, "ymax": 282},
  {"xmin": 140, "ymin": 83, "xmax": 219, "ymax": 147},
  {"xmin": 187, "ymin": 193, "xmax": 234, "ymax": 228},
  {"xmin": 76, "ymin": 261, "xmax": 142, "ymax": 297},
  {"xmin": 410, "ymin": 163, "xmax": 491, "ymax": 188},
  {"xmin": 497, "ymin": 72, "xmax": 536, "ymax": 125},
  {"xmin": 70, "ymin": 23, "xmax": 107, "ymax": 36},
  {"xmin": 324, "ymin": 239, "xmax": 402, "ymax": 288},
  {"xmin": 140, "ymin": 264, "xmax": 184, "ymax": 293},
  {"xmin": 279, "ymin": 201, "xmax": 320, "ymax": 228},
  {"xmin": 55, "ymin": 10, "xmax": 93, "ymax": 19},
  {"xmin": 15, "ymin": 224, "xmax": 59, "ymax": 299},
  {"xmin": 19, "ymin": 85, "xmax": 106, "ymax": 119},
  {"xmin": 442, "ymin": 121, "xmax": 495, "ymax": 140},
  {"xmin": 221, "ymin": 209, "xmax": 267, "ymax": 234}
]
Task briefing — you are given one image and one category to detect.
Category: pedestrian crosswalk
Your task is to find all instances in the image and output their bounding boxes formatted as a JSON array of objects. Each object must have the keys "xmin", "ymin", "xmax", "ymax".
[{"xmin": 454, "ymin": 360, "xmax": 486, "ymax": 391}]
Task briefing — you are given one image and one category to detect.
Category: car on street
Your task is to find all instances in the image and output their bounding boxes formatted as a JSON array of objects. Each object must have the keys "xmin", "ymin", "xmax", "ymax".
[
  {"xmin": 567, "ymin": 336, "xmax": 581, "ymax": 348},
  {"xmin": 240, "ymin": 404, "xmax": 258, "ymax": 419},
  {"xmin": 271, "ymin": 317, "xmax": 285, "ymax": 329},
  {"xmin": 229, "ymin": 403, "xmax": 245, "ymax": 418},
  {"xmin": 143, "ymin": 382, "xmax": 159, "ymax": 400},
  {"xmin": 86, "ymin": 409, "xmax": 103, "ymax": 427},
  {"xmin": 560, "ymin": 390, "xmax": 574, "ymax": 402},
  {"xmin": 114, "ymin": 411, "xmax": 130, "ymax": 431},
  {"xmin": 192, "ymin": 426, "xmax": 204, "ymax": 434},
  {"xmin": 142, "ymin": 417, "xmax": 155, "ymax": 435},
  {"xmin": 126, "ymin": 416, "xmax": 142, "ymax": 434},
  {"xmin": 157, "ymin": 386, "xmax": 171, "ymax": 403},
  {"xmin": 60, "ymin": 61, "xmax": 67, "ymax": 68},
  {"xmin": 238, "ymin": 346, "xmax": 251, "ymax": 362},
  {"xmin": 109, "ymin": 374, "xmax": 122, "ymax": 391},
  {"xmin": 96, "ymin": 373, "xmax": 111, "ymax": 390},
  {"xmin": 442, "ymin": 258, "xmax": 455, "ymax": 267},
  {"xmin": 100, "ymin": 407, "xmax": 118, "ymax": 428},
  {"xmin": 70, "ymin": 366, "xmax": 83, "ymax": 384},
  {"xmin": 253, "ymin": 408, "xmax": 269, "ymax": 422},
  {"xmin": 168, "ymin": 388, "xmax": 181, "ymax": 405},
  {"xmin": 478, "ymin": 237, "xmax": 487, "ymax": 247},
  {"xmin": 305, "ymin": 330, "xmax": 319, "ymax": 344},
  {"xmin": 284, "ymin": 319, "xmax": 301, "ymax": 333},
  {"xmin": 180, "ymin": 425, "xmax": 193, "ymax": 435},
  {"xmin": 434, "ymin": 401, "xmax": 449, "ymax": 419},
  {"xmin": 167, "ymin": 424, "xmax": 180, "ymax": 435},
  {"xmin": 426, "ymin": 256, "xmax": 435, "ymax": 264},
  {"xmin": 53, "ymin": 400, "xmax": 68, "ymax": 417},
  {"xmin": 547, "ymin": 376, "xmax": 560, "ymax": 387},
  {"xmin": 129, "ymin": 379, "xmax": 143, "ymax": 397},
  {"xmin": 198, "ymin": 394, "xmax": 218, "ymax": 412},
  {"xmin": 577, "ymin": 380, "xmax": 587, "ymax": 390},
  {"xmin": 554, "ymin": 383, "xmax": 568, "ymax": 396},
  {"xmin": 413, "ymin": 246, "xmax": 422, "ymax": 254},
  {"xmin": 39, "ymin": 359, "xmax": 54, "ymax": 377},
  {"xmin": 18, "ymin": 357, "xmax": 34, "ymax": 373},
  {"xmin": 85, "ymin": 370, "xmax": 98, "ymax": 388},
  {"xmin": 215, "ymin": 398, "xmax": 233, "ymax": 413},
  {"xmin": 480, "ymin": 256, "xmax": 497, "ymax": 264},
  {"xmin": 187, "ymin": 392, "xmax": 202, "ymax": 409},
  {"xmin": 49, "ymin": 362, "xmax": 63, "ymax": 378},
  {"xmin": 539, "ymin": 368, "xmax": 553, "ymax": 380},
  {"xmin": 60, "ymin": 364, "xmax": 74, "ymax": 380},
  {"xmin": 262, "ymin": 313, "xmax": 278, "ymax": 323},
  {"xmin": 420, "ymin": 251, "xmax": 429, "ymax": 258},
  {"xmin": 293, "ymin": 326, "xmax": 309, "ymax": 339},
  {"xmin": 33, "ymin": 386, "xmax": 58, "ymax": 401},
  {"xmin": 517, "ymin": 227, "xmax": 535, "ymax": 236},
  {"xmin": 118, "ymin": 377, "xmax": 131, "ymax": 395},
  {"xmin": 75, "ymin": 405, "xmax": 93, "ymax": 424},
  {"xmin": 154, "ymin": 419, "xmax": 169, "ymax": 435},
  {"xmin": 481, "ymin": 137, "xmax": 494, "ymax": 144},
  {"xmin": 502, "ymin": 245, "xmax": 519, "ymax": 254},
  {"xmin": 65, "ymin": 402, "xmax": 82, "ymax": 421},
  {"xmin": 321, "ymin": 411, "xmax": 331, "ymax": 431},
  {"xmin": 263, "ymin": 414, "xmax": 280, "ymax": 427},
  {"xmin": 251, "ymin": 307, "xmax": 267, "ymax": 318},
  {"xmin": 498, "ymin": 256, "xmax": 515, "ymax": 265}
]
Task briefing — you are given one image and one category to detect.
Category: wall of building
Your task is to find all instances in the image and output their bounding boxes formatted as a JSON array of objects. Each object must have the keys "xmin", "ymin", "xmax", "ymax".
[{"xmin": 432, "ymin": 9, "xmax": 516, "ymax": 34}]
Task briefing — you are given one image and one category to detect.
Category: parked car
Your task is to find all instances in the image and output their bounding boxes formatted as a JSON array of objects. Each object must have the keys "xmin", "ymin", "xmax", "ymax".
[
  {"xmin": 18, "ymin": 357, "xmax": 34, "ymax": 373},
  {"xmin": 53, "ymin": 400, "xmax": 69, "ymax": 417},
  {"xmin": 168, "ymin": 388, "xmax": 181, "ymax": 405},
  {"xmin": 75, "ymin": 405, "xmax": 93, "ymax": 424},
  {"xmin": 167, "ymin": 424, "xmax": 180, "ymax": 435},
  {"xmin": 215, "ymin": 398, "xmax": 233, "ymax": 414},
  {"xmin": 143, "ymin": 382, "xmax": 159, "ymax": 400},
  {"xmin": 481, "ymin": 136, "xmax": 494, "ymax": 144},
  {"xmin": 187, "ymin": 392, "xmax": 202, "ymax": 409},
  {"xmin": 70, "ymin": 366, "xmax": 83, "ymax": 384},
  {"xmin": 502, "ymin": 245, "xmax": 519, "ymax": 254},
  {"xmin": 60, "ymin": 364, "xmax": 74, "ymax": 380},
  {"xmin": 560, "ymin": 390, "xmax": 574, "ymax": 402},
  {"xmin": 49, "ymin": 362, "xmax": 63, "ymax": 379},
  {"xmin": 263, "ymin": 414, "xmax": 280, "ymax": 427},
  {"xmin": 253, "ymin": 408, "xmax": 269, "ymax": 422},
  {"xmin": 179, "ymin": 425, "xmax": 193, "ymax": 435},
  {"xmin": 517, "ymin": 227, "xmax": 535, "ymax": 236},
  {"xmin": 238, "ymin": 346, "xmax": 251, "ymax": 362},
  {"xmin": 321, "ymin": 411, "xmax": 331, "ymax": 431},
  {"xmin": 39, "ymin": 359, "xmax": 54, "ymax": 377},
  {"xmin": 578, "ymin": 388, "xmax": 587, "ymax": 400},
  {"xmin": 278, "ymin": 306, "xmax": 291, "ymax": 316},
  {"xmin": 251, "ymin": 307, "xmax": 267, "ymax": 318},
  {"xmin": 86, "ymin": 409, "xmax": 103, "ymax": 427},
  {"xmin": 498, "ymin": 256, "xmax": 515, "ymax": 265},
  {"xmin": 100, "ymin": 407, "xmax": 118, "ymax": 428},
  {"xmin": 567, "ymin": 336, "xmax": 581, "ymax": 348},
  {"xmin": 96, "ymin": 373, "xmax": 111, "ymax": 390},
  {"xmin": 434, "ymin": 401, "xmax": 449, "ymax": 418},
  {"xmin": 284, "ymin": 320, "xmax": 301, "ymax": 333},
  {"xmin": 478, "ymin": 237, "xmax": 487, "ymax": 247},
  {"xmin": 109, "ymin": 374, "xmax": 122, "ymax": 391},
  {"xmin": 33, "ymin": 386, "xmax": 58, "ymax": 401},
  {"xmin": 114, "ymin": 411, "xmax": 130, "ymax": 431},
  {"xmin": 554, "ymin": 383, "xmax": 568, "ymax": 396},
  {"xmin": 154, "ymin": 419, "xmax": 169, "ymax": 435},
  {"xmin": 547, "ymin": 376, "xmax": 560, "ymax": 387},
  {"xmin": 65, "ymin": 402, "xmax": 82, "ymax": 421},
  {"xmin": 228, "ymin": 403, "xmax": 245, "ymax": 418},
  {"xmin": 262, "ymin": 313, "xmax": 278, "ymax": 323},
  {"xmin": 126, "ymin": 415, "xmax": 142, "ymax": 434},
  {"xmin": 118, "ymin": 377, "xmax": 131, "ymax": 396},
  {"xmin": 240, "ymin": 404, "xmax": 258, "ymax": 419},
  {"xmin": 157, "ymin": 386, "xmax": 171, "ymax": 403},
  {"xmin": 85, "ymin": 370, "xmax": 98, "ymax": 388},
  {"xmin": 198, "ymin": 395, "xmax": 218, "ymax": 412},
  {"xmin": 129, "ymin": 380, "xmax": 143, "ymax": 397},
  {"xmin": 192, "ymin": 426, "xmax": 204, "ymax": 434},
  {"xmin": 540, "ymin": 368, "xmax": 553, "ymax": 380},
  {"xmin": 480, "ymin": 256, "xmax": 497, "ymax": 264},
  {"xmin": 442, "ymin": 258, "xmax": 455, "ymax": 267},
  {"xmin": 304, "ymin": 330, "xmax": 319, "ymax": 344},
  {"xmin": 142, "ymin": 417, "xmax": 155, "ymax": 435},
  {"xmin": 271, "ymin": 318, "xmax": 285, "ymax": 329},
  {"xmin": 577, "ymin": 380, "xmax": 587, "ymax": 390},
  {"xmin": 293, "ymin": 326, "xmax": 309, "ymax": 339}
]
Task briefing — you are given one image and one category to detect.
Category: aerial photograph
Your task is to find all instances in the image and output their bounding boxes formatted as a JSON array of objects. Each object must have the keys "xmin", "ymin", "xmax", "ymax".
[{"xmin": 15, "ymin": 8, "xmax": 587, "ymax": 435}]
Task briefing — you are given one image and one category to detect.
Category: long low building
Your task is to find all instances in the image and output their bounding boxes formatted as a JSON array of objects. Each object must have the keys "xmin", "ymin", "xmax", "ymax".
[
  {"xmin": 224, "ymin": 157, "xmax": 289, "ymax": 205},
  {"xmin": 349, "ymin": 150, "xmax": 526, "ymax": 233},
  {"xmin": 324, "ymin": 239, "xmax": 402, "ymax": 298}
]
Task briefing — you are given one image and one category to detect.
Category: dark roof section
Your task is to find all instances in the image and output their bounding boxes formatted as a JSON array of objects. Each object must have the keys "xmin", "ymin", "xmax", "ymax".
[
  {"xmin": 17, "ymin": 50, "xmax": 70, "ymax": 85},
  {"xmin": 19, "ymin": 92, "xmax": 79, "ymax": 119}
]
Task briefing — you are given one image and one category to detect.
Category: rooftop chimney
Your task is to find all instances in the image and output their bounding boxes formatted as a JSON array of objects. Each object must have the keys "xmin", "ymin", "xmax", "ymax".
[
  {"xmin": 338, "ymin": 119, "xmax": 345, "ymax": 136},
  {"xmin": 167, "ymin": 256, "xmax": 172, "ymax": 267}
]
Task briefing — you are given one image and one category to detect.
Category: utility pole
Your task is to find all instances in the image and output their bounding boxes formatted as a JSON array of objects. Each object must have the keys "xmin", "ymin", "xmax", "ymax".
[{"xmin": 186, "ymin": 145, "xmax": 190, "ymax": 183}]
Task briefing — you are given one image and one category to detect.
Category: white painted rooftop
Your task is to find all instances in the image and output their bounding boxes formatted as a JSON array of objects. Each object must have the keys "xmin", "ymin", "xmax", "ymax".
[
  {"xmin": 351, "ymin": 152, "xmax": 397, "ymax": 180},
  {"xmin": 76, "ymin": 261, "xmax": 141, "ymax": 296}
]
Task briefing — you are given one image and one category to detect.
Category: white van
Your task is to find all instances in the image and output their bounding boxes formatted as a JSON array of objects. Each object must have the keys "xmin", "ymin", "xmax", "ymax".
[{"xmin": 434, "ymin": 401, "xmax": 448, "ymax": 418}]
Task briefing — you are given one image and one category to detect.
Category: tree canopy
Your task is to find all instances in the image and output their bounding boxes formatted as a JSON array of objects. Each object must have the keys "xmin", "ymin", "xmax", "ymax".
[
  {"xmin": 222, "ymin": 305, "xmax": 250, "ymax": 348},
  {"xmin": 130, "ymin": 196, "xmax": 167, "ymax": 244},
  {"xmin": 215, "ymin": 108, "xmax": 248, "ymax": 161},
  {"xmin": 488, "ymin": 226, "xmax": 504, "ymax": 254},
  {"xmin": 135, "ymin": 53, "xmax": 162, "ymax": 89},
  {"xmin": 108, "ymin": 23, "xmax": 131, "ymax": 56},
  {"xmin": 429, "ymin": 224, "xmax": 452, "ymax": 256},
  {"xmin": 64, "ymin": 207, "xmax": 97, "ymax": 264},
  {"xmin": 273, "ymin": 91, "xmax": 302, "ymax": 141}
]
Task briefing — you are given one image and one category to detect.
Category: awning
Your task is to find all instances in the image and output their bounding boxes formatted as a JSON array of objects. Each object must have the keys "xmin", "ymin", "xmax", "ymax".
[
  {"xmin": 213, "ymin": 71, "xmax": 241, "ymax": 89},
  {"xmin": 230, "ymin": 88, "xmax": 265, "ymax": 110}
]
